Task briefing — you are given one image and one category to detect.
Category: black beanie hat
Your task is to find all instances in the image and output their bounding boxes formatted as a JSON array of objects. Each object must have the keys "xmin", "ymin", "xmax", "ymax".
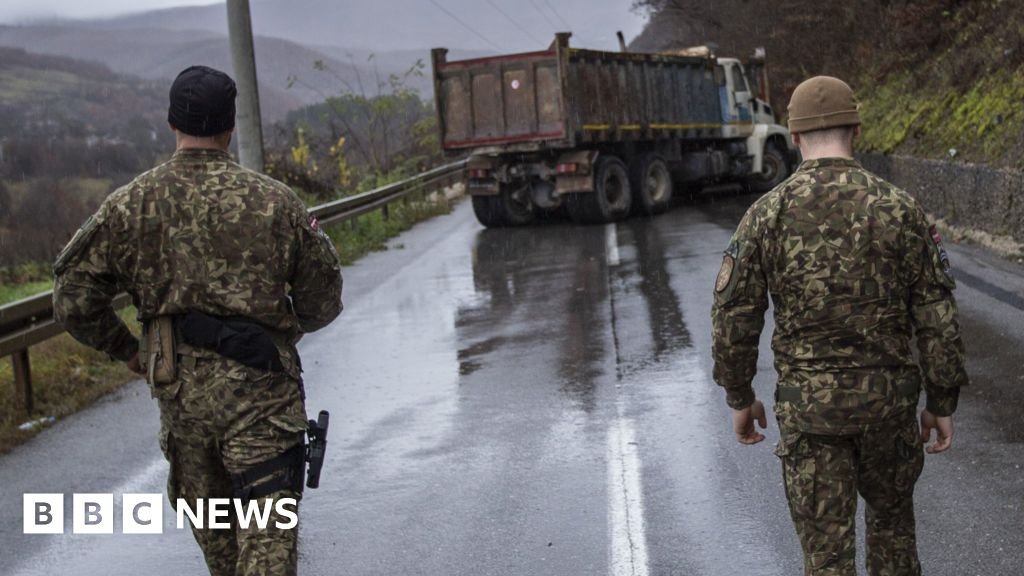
[{"xmin": 168, "ymin": 65, "xmax": 237, "ymax": 137}]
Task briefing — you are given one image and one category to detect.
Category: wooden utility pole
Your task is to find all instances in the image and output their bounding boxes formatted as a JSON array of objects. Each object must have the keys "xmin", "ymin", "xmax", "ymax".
[{"xmin": 226, "ymin": 0, "xmax": 265, "ymax": 171}]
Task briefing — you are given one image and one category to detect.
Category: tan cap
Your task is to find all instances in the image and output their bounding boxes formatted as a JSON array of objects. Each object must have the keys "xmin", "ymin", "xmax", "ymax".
[{"xmin": 787, "ymin": 76, "xmax": 860, "ymax": 134}]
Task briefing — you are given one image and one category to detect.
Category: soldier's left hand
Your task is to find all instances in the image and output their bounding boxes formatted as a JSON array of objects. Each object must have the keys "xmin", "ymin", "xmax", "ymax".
[
  {"xmin": 732, "ymin": 400, "xmax": 768, "ymax": 445},
  {"xmin": 920, "ymin": 410, "xmax": 954, "ymax": 454}
]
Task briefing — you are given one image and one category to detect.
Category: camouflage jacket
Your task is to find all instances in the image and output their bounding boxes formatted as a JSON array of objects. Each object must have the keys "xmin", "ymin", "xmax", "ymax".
[
  {"xmin": 711, "ymin": 157, "xmax": 968, "ymax": 434},
  {"xmin": 53, "ymin": 148, "xmax": 343, "ymax": 371}
]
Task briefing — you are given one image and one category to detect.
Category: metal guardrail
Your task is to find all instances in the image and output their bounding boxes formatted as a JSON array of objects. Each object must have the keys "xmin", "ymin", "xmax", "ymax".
[{"xmin": 0, "ymin": 160, "xmax": 466, "ymax": 415}]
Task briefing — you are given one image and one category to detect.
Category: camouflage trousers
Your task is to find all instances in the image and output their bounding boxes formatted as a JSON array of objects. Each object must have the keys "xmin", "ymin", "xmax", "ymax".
[
  {"xmin": 153, "ymin": 353, "xmax": 308, "ymax": 576},
  {"xmin": 775, "ymin": 410, "xmax": 925, "ymax": 576}
]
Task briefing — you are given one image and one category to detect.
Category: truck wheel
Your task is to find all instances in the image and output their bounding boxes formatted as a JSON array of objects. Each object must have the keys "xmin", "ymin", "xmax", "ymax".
[
  {"xmin": 629, "ymin": 153, "xmax": 673, "ymax": 216},
  {"xmin": 748, "ymin": 143, "xmax": 790, "ymax": 194},
  {"xmin": 471, "ymin": 182, "xmax": 534, "ymax": 227},
  {"xmin": 566, "ymin": 156, "xmax": 632, "ymax": 224},
  {"xmin": 471, "ymin": 195, "xmax": 506, "ymax": 227}
]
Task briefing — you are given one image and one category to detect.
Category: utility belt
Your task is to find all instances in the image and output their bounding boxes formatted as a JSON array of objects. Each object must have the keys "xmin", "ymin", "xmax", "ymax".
[
  {"xmin": 143, "ymin": 310, "xmax": 285, "ymax": 385},
  {"xmin": 145, "ymin": 313, "xmax": 329, "ymax": 500},
  {"xmin": 775, "ymin": 380, "xmax": 919, "ymax": 403}
]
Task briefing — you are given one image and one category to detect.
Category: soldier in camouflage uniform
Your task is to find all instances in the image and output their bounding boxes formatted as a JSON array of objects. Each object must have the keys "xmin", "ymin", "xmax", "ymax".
[
  {"xmin": 711, "ymin": 76, "xmax": 968, "ymax": 575},
  {"xmin": 53, "ymin": 66, "xmax": 342, "ymax": 576}
]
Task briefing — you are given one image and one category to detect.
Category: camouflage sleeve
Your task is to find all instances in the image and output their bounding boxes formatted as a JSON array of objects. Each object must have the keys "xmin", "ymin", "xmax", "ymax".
[
  {"xmin": 289, "ymin": 212, "xmax": 343, "ymax": 333},
  {"xmin": 52, "ymin": 201, "xmax": 139, "ymax": 362},
  {"xmin": 903, "ymin": 210, "xmax": 969, "ymax": 416},
  {"xmin": 711, "ymin": 213, "xmax": 769, "ymax": 410}
]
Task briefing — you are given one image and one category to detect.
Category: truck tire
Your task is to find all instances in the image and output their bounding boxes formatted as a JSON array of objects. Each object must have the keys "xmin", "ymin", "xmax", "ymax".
[
  {"xmin": 471, "ymin": 182, "xmax": 534, "ymax": 227},
  {"xmin": 748, "ymin": 143, "xmax": 790, "ymax": 194},
  {"xmin": 629, "ymin": 153, "xmax": 673, "ymax": 216},
  {"xmin": 566, "ymin": 156, "xmax": 632, "ymax": 224}
]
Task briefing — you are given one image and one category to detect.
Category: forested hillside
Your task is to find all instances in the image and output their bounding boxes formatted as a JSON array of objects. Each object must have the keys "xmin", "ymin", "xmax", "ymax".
[
  {"xmin": 0, "ymin": 47, "xmax": 172, "ymax": 266},
  {"xmin": 0, "ymin": 46, "xmax": 442, "ymax": 270},
  {"xmin": 266, "ymin": 87, "xmax": 441, "ymax": 200},
  {"xmin": 632, "ymin": 0, "xmax": 1024, "ymax": 169}
]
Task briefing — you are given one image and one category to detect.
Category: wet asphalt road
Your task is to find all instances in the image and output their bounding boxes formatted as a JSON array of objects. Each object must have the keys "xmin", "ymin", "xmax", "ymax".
[{"xmin": 1, "ymin": 191, "xmax": 1023, "ymax": 575}]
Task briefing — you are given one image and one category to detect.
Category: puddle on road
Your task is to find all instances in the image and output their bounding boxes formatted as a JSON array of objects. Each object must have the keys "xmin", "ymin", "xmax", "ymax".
[
  {"xmin": 611, "ymin": 220, "xmax": 694, "ymax": 374},
  {"xmin": 456, "ymin": 217, "xmax": 696, "ymax": 415},
  {"xmin": 457, "ymin": 335, "xmax": 512, "ymax": 375}
]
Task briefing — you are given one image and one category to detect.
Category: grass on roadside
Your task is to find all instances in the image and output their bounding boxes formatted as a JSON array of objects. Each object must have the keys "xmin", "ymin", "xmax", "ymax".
[
  {"xmin": 0, "ymin": 309, "xmax": 139, "ymax": 453},
  {"xmin": 0, "ymin": 280, "xmax": 53, "ymax": 306},
  {"xmin": 0, "ymin": 192, "xmax": 459, "ymax": 453},
  {"xmin": 326, "ymin": 190, "xmax": 457, "ymax": 265},
  {"xmin": 0, "ymin": 262, "xmax": 53, "ymax": 305}
]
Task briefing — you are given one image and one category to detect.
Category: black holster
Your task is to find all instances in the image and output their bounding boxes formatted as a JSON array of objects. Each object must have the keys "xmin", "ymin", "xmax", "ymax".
[{"xmin": 231, "ymin": 442, "xmax": 306, "ymax": 502}]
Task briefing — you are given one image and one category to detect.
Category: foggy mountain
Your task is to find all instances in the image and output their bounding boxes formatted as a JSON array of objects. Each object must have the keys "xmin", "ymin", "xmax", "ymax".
[
  {"xmin": 0, "ymin": 0, "xmax": 644, "ymax": 119},
  {"xmin": 0, "ymin": 25, "xmax": 426, "ymax": 119},
  {"xmin": 84, "ymin": 0, "xmax": 640, "ymax": 54}
]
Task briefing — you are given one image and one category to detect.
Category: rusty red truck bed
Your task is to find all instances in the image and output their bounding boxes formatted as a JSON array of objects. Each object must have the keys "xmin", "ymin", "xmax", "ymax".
[{"xmin": 432, "ymin": 33, "xmax": 726, "ymax": 154}]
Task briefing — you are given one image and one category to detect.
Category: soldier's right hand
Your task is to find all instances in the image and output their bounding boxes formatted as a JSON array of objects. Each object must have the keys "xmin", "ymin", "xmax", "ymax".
[{"xmin": 920, "ymin": 410, "xmax": 954, "ymax": 454}]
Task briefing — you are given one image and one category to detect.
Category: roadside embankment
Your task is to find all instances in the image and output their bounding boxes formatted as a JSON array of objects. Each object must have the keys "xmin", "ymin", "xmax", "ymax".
[
  {"xmin": 859, "ymin": 153, "xmax": 1024, "ymax": 261},
  {"xmin": 0, "ymin": 186, "xmax": 463, "ymax": 453}
]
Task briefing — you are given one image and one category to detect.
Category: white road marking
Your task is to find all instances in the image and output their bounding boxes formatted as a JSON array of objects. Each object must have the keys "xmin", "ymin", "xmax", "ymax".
[
  {"xmin": 9, "ymin": 458, "xmax": 168, "ymax": 576},
  {"xmin": 608, "ymin": 413, "xmax": 649, "ymax": 576},
  {"xmin": 606, "ymin": 223, "xmax": 621, "ymax": 267},
  {"xmin": 605, "ymin": 219, "xmax": 647, "ymax": 575}
]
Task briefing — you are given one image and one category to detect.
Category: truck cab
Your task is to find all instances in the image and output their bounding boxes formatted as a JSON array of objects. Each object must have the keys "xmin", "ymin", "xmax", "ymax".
[{"xmin": 717, "ymin": 56, "xmax": 794, "ymax": 188}]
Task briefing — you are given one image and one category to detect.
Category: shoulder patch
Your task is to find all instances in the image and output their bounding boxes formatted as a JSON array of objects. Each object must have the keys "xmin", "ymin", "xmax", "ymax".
[
  {"xmin": 54, "ymin": 214, "xmax": 101, "ymax": 274},
  {"xmin": 929, "ymin": 224, "xmax": 952, "ymax": 274},
  {"xmin": 724, "ymin": 239, "xmax": 740, "ymax": 259},
  {"xmin": 715, "ymin": 254, "xmax": 735, "ymax": 293}
]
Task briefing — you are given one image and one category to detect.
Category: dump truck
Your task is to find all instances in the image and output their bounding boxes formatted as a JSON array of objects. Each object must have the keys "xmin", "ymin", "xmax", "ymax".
[{"xmin": 431, "ymin": 33, "xmax": 796, "ymax": 227}]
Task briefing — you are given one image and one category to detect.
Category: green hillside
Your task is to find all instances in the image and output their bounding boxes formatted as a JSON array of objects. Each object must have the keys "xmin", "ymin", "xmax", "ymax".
[
  {"xmin": 856, "ymin": 3, "xmax": 1024, "ymax": 169},
  {"xmin": 0, "ymin": 24, "xmax": 435, "ymax": 118}
]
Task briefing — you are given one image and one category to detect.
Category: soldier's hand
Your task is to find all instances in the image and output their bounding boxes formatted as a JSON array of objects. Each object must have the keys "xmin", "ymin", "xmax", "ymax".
[
  {"xmin": 126, "ymin": 352, "xmax": 145, "ymax": 376},
  {"xmin": 732, "ymin": 400, "xmax": 767, "ymax": 445},
  {"xmin": 920, "ymin": 410, "xmax": 954, "ymax": 454}
]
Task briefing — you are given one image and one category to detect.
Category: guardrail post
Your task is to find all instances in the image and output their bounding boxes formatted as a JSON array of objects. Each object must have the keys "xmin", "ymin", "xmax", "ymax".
[
  {"xmin": 12, "ymin": 349, "xmax": 33, "ymax": 415},
  {"xmin": 382, "ymin": 204, "xmax": 390, "ymax": 221}
]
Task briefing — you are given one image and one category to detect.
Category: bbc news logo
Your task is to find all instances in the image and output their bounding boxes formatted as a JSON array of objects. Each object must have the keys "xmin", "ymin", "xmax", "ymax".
[{"xmin": 23, "ymin": 494, "xmax": 298, "ymax": 534}]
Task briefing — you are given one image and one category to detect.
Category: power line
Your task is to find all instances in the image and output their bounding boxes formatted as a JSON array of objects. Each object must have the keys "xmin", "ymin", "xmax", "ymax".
[
  {"xmin": 424, "ymin": 0, "xmax": 504, "ymax": 52},
  {"xmin": 527, "ymin": 0, "xmax": 559, "ymax": 34},
  {"xmin": 540, "ymin": 0, "xmax": 571, "ymax": 30},
  {"xmin": 485, "ymin": 0, "xmax": 545, "ymax": 46}
]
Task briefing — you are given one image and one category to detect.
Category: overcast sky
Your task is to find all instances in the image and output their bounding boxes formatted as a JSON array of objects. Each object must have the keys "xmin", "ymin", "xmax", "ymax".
[
  {"xmin": 0, "ymin": 0, "xmax": 220, "ymax": 23},
  {"xmin": 0, "ymin": 0, "xmax": 646, "ymax": 33}
]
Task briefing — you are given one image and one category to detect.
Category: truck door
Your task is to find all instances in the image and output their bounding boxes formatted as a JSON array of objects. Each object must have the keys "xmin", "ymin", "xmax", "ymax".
[
  {"xmin": 719, "ymin": 61, "xmax": 755, "ymax": 138},
  {"xmin": 733, "ymin": 63, "xmax": 757, "ymax": 121}
]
